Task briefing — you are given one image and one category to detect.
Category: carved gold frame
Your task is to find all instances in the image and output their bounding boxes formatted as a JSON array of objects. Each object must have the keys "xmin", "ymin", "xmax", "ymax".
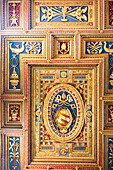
[
  {"xmin": 43, "ymin": 83, "xmax": 84, "ymax": 143},
  {"xmin": 0, "ymin": 33, "xmax": 109, "ymax": 169},
  {"xmin": 51, "ymin": 34, "xmax": 75, "ymax": 59},
  {"xmin": 29, "ymin": 63, "xmax": 100, "ymax": 166},
  {"xmin": 2, "ymin": 36, "xmax": 46, "ymax": 94},
  {"xmin": 31, "ymin": 0, "xmax": 98, "ymax": 29}
]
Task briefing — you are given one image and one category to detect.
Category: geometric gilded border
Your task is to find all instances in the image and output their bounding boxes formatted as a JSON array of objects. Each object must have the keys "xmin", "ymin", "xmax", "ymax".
[{"xmin": 29, "ymin": 63, "xmax": 100, "ymax": 167}]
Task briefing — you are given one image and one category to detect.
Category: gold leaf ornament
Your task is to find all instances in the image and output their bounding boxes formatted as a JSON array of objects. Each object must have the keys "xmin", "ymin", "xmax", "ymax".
[{"xmin": 82, "ymin": 7, "xmax": 87, "ymax": 13}]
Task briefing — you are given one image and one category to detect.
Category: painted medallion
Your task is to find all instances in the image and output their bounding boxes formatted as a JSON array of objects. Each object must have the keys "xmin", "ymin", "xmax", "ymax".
[{"xmin": 43, "ymin": 84, "xmax": 84, "ymax": 142}]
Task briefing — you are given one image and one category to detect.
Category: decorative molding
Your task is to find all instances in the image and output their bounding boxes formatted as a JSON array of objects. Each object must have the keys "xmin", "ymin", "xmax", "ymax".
[
  {"xmin": 0, "ymin": 0, "xmax": 112, "ymax": 169},
  {"xmin": 30, "ymin": 64, "xmax": 99, "ymax": 165},
  {"xmin": 31, "ymin": 0, "xmax": 97, "ymax": 29}
]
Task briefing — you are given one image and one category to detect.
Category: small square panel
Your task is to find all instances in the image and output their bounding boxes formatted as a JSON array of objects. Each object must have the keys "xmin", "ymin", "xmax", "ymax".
[
  {"xmin": 104, "ymin": 101, "xmax": 113, "ymax": 129},
  {"xmin": 8, "ymin": 104, "xmax": 21, "ymax": 123},
  {"xmin": 2, "ymin": 0, "xmax": 23, "ymax": 29},
  {"xmin": 57, "ymin": 41, "xmax": 70, "ymax": 55},
  {"xmin": 60, "ymin": 71, "xmax": 68, "ymax": 78},
  {"xmin": 51, "ymin": 35, "xmax": 75, "ymax": 59},
  {"xmin": 60, "ymin": 148, "xmax": 68, "ymax": 156},
  {"xmin": 104, "ymin": 0, "xmax": 113, "ymax": 29},
  {"xmin": 2, "ymin": 101, "xmax": 22, "ymax": 128},
  {"xmin": 55, "ymin": 70, "xmax": 72, "ymax": 83}
]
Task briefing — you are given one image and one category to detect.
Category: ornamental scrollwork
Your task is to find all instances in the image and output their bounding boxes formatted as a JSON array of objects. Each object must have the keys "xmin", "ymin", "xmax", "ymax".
[
  {"xmin": 41, "ymin": 6, "xmax": 88, "ymax": 22},
  {"xmin": 8, "ymin": 3, "xmax": 21, "ymax": 27},
  {"xmin": 9, "ymin": 41, "xmax": 43, "ymax": 90},
  {"xmin": 9, "ymin": 104, "xmax": 20, "ymax": 122},
  {"xmin": 86, "ymin": 42, "xmax": 103, "ymax": 54},
  {"xmin": 9, "ymin": 136, "xmax": 20, "ymax": 170},
  {"xmin": 9, "ymin": 42, "xmax": 25, "ymax": 89},
  {"xmin": 108, "ymin": 138, "xmax": 113, "ymax": 169},
  {"xmin": 108, "ymin": 106, "xmax": 113, "ymax": 122},
  {"xmin": 85, "ymin": 40, "xmax": 113, "ymax": 89},
  {"xmin": 25, "ymin": 42, "xmax": 42, "ymax": 54},
  {"xmin": 104, "ymin": 41, "xmax": 113, "ymax": 54}
]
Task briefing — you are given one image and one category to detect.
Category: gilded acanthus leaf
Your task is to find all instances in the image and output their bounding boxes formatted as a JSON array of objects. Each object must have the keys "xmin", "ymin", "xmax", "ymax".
[
  {"xmin": 82, "ymin": 7, "xmax": 87, "ymax": 13},
  {"xmin": 82, "ymin": 14, "xmax": 87, "ymax": 21},
  {"xmin": 41, "ymin": 7, "xmax": 47, "ymax": 13},
  {"xmin": 41, "ymin": 14, "xmax": 47, "ymax": 21}
]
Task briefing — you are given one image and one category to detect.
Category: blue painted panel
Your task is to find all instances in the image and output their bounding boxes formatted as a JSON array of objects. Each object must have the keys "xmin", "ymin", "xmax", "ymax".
[
  {"xmin": 25, "ymin": 42, "xmax": 43, "ymax": 54},
  {"xmin": 74, "ymin": 147, "xmax": 86, "ymax": 150},
  {"xmin": 42, "ymin": 76, "xmax": 53, "ymax": 79},
  {"xmin": 9, "ymin": 42, "xmax": 22, "ymax": 89},
  {"xmin": 42, "ymin": 146, "xmax": 53, "ymax": 150},
  {"xmin": 9, "ymin": 136, "xmax": 20, "ymax": 170},
  {"xmin": 60, "ymin": 148, "xmax": 68, "ymax": 156},
  {"xmin": 85, "ymin": 41, "xmax": 113, "ymax": 54},
  {"xmin": 60, "ymin": 71, "xmax": 67, "ymax": 78},
  {"xmin": 40, "ymin": 6, "xmax": 88, "ymax": 22},
  {"xmin": 109, "ymin": 54, "xmax": 113, "ymax": 89},
  {"xmin": 9, "ymin": 41, "xmax": 43, "ymax": 89},
  {"xmin": 85, "ymin": 41, "xmax": 113, "ymax": 90},
  {"xmin": 75, "ymin": 76, "xmax": 86, "ymax": 79},
  {"xmin": 108, "ymin": 138, "xmax": 113, "ymax": 170},
  {"xmin": 85, "ymin": 41, "xmax": 103, "ymax": 54}
]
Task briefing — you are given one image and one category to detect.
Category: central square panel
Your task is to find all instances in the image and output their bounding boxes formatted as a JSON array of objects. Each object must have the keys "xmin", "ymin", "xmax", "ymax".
[{"xmin": 30, "ymin": 65, "xmax": 98, "ymax": 164}]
